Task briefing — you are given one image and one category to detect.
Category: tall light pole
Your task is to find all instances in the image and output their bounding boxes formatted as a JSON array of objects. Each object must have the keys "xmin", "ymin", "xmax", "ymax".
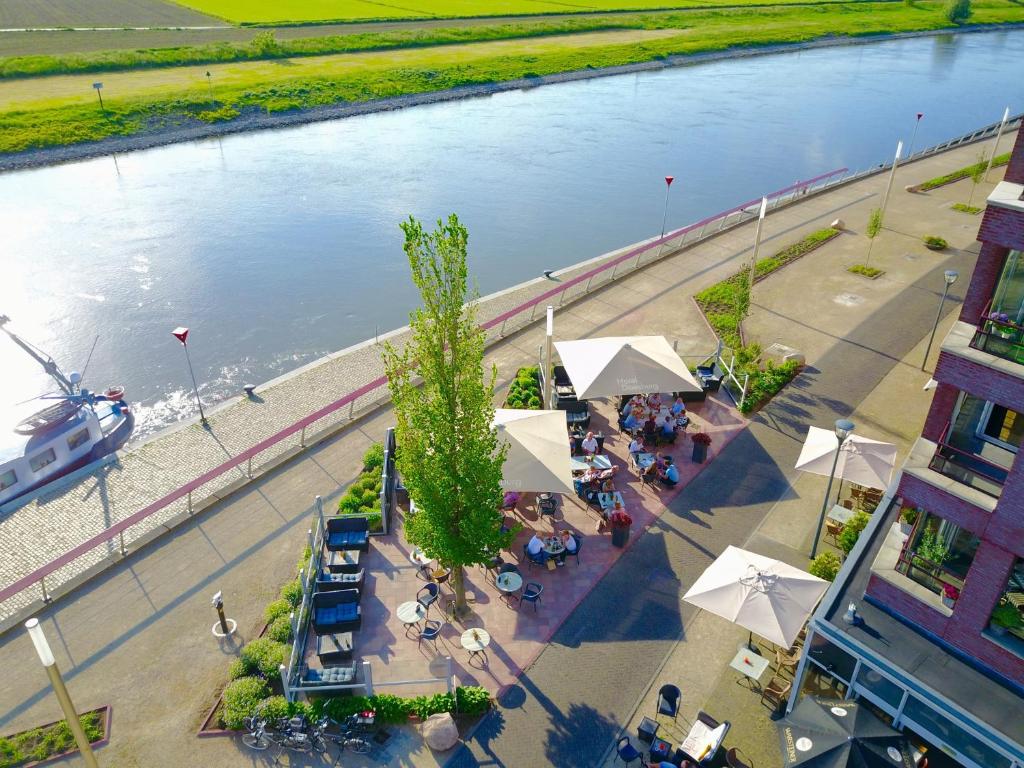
[
  {"xmin": 921, "ymin": 270, "xmax": 959, "ymax": 372},
  {"xmin": 811, "ymin": 419, "xmax": 855, "ymax": 559},
  {"xmin": 907, "ymin": 113, "xmax": 923, "ymax": 159},
  {"xmin": 879, "ymin": 140, "xmax": 904, "ymax": 223},
  {"xmin": 544, "ymin": 306, "xmax": 555, "ymax": 409},
  {"xmin": 985, "ymin": 107, "xmax": 1011, "ymax": 181},
  {"xmin": 654, "ymin": 175, "xmax": 675, "ymax": 260},
  {"xmin": 172, "ymin": 327, "xmax": 207, "ymax": 426},
  {"xmin": 25, "ymin": 619, "xmax": 100, "ymax": 768},
  {"xmin": 747, "ymin": 196, "xmax": 768, "ymax": 288}
]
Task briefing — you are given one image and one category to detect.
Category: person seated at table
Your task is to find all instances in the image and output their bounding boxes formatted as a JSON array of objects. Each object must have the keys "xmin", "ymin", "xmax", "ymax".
[
  {"xmin": 647, "ymin": 392, "xmax": 663, "ymax": 410},
  {"xmin": 581, "ymin": 431, "xmax": 599, "ymax": 455},
  {"xmin": 657, "ymin": 456, "xmax": 680, "ymax": 487},
  {"xmin": 556, "ymin": 529, "xmax": 579, "ymax": 565},
  {"xmin": 628, "ymin": 435, "xmax": 645, "ymax": 458},
  {"xmin": 502, "ymin": 490, "xmax": 521, "ymax": 511},
  {"xmin": 671, "ymin": 396, "xmax": 687, "ymax": 417},
  {"xmin": 526, "ymin": 532, "xmax": 546, "ymax": 559},
  {"xmin": 622, "ymin": 410, "xmax": 640, "ymax": 431},
  {"xmin": 661, "ymin": 414, "xmax": 677, "ymax": 439},
  {"xmin": 643, "ymin": 414, "xmax": 658, "ymax": 439}
]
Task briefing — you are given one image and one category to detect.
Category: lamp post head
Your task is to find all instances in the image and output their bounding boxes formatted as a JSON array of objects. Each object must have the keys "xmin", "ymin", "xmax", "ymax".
[
  {"xmin": 916, "ymin": 112, "xmax": 923, "ymax": 121},
  {"xmin": 172, "ymin": 327, "xmax": 189, "ymax": 345},
  {"xmin": 834, "ymin": 418, "xmax": 855, "ymax": 442},
  {"xmin": 546, "ymin": 305, "xmax": 554, "ymax": 336},
  {"xmin": 25, "ymin": 618, "xmax": 55, "ymax": 667},
  {"xmin": 944, "ymin": 270, "xmax": 959, "ymax": 286},
  {"xmin": 665, "ymin": 176, "xmax": 674, "ymax": 187}
]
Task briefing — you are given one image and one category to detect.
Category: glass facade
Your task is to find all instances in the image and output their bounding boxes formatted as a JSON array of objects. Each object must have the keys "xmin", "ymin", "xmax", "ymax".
[
  {"xmin": 988, "ymin": 558, "xmax": 1024, "ymax": 656},
  {"xmin": 903, "ymin": 696, "xmax": 1013, "ymax": 768},
  {"xmin": 931, "ymin": 392, "xmax": 1019, "ymax": 496},
  {"xmin": 807, "ymin": 633, "xmax": 857, "ymax": 682},
  {"xmin": 896, "ymin": 511, "xmax": 980, "ymax": 596},
  {"xmin": 976, "ymin": 250, "xmax": 1024, "ymax": 366}
]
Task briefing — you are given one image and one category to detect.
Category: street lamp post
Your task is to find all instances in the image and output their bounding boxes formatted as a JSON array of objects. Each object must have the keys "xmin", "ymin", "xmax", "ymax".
[
  {"xmin": 25, "ymin": 619, "xmax": 100, "ymax": 768},
  {"xmin": 747, "ymin": 196, "xmax": 768, "ymax": 288},
  {"xmin": 544, "ymin": 306, "xmax": 555, "ymax": 410},
  {"xmin": 811, "ymin": 419, "xmax": 855, "ymax": 559},
  {"xmin": 907, "ymin": 112, "xmax": 923, "ymax": 159},
  {"xmin": 921, "ymin": 270, "xmax": 959, "ymax": 372},
  {"xmin": 985, "ymin": 107, "xmax": 1011, "ymax": 181},
  {"xmin": 172, "ymin": 327, "xmax": 207, "ymax": 425},
  {"xmin": 879, "ymin": 140, "xmax": 904, "ymax": 223},
  {"xmin": 654, "ymin": 175, "xmax": 675, "ymax": 261}
]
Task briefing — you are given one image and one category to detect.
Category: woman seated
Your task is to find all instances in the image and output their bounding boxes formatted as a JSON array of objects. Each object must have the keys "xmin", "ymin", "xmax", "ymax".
[
  {"xmin": 556, "ymin": 529, "xmax": 579, "ymax": 565},
  {"xmin": 622, "ymin": 411, "xmax": 640, "ymax": 431},
  {"xmin": 643, "ymin": 414, "xmax": 658, "ymax": 437},
  {"xmin": 657, "ymin": 456, "xmax": 680, "ymax": 487},
  {"xmin": 502, "ymin": 490, "xmax": 521, "ymax": 511},
  {"xmin": 647, "ymin": 392, "xmax": 663, "ymax": 410},
  {"xmin": 660, "ymin": 415, "xmax": 677, "ymax": 439},
  {"xmin": 671, "ymin": 396, "xmax": 686, "ymax": 417}
]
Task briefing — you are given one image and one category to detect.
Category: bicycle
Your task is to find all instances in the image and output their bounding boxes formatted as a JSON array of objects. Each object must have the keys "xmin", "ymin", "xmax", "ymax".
[
  {"xmin": 319, "ymin": 712, "xmax": 375, "ymax": 755},
  {"xmin": 242, "ymin": 714, "xmax": 328, "ymax": 755}
]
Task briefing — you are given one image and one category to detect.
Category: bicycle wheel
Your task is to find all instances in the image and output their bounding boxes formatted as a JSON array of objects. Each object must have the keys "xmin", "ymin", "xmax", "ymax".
[
  {"xmin": 242, "ymin": 732, "xmax": 272, "ymax": 751},
  {"xmin": 311, "ymin": 735, "xmax": 328, "ymax": 755},
  {"xmin": 346, "ymin": 737, "xmax": 372, "ymax": 754}
]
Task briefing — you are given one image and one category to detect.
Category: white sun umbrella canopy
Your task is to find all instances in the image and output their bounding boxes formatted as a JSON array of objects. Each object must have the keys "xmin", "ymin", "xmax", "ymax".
[
  {"xmin": 493, "ymin": 409, "xmax": 575, "ymax": 494},
  {"xmin": 683, "ymin": 546, "xmax": 829, "ymax": 648},
  {"xmin": 553, "ymin": 335, "xmax": 702, "ymax": 399},
  {"xmin": 795, "ymin": 426, "xmax": 897, "ymax": 491}
]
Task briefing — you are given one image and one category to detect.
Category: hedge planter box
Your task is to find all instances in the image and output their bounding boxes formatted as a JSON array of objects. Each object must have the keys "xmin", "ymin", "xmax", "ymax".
[
  {"xmin": 1, "ymin": 705, "xmax": 111, "ymax": 767},
  {"xmin": 692, "ymin": 443, "xmax": 708, "ymax": 464},
  {"xmin": 611, "ymin": 525, "xmax": 630, "ymax": 548}
]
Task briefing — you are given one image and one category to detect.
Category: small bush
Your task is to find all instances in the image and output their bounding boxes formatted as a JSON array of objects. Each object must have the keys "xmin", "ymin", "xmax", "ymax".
[
  {"xmin": 370, "ymin": 694, "xmax": 411, "ymax": 724},
  {"xmin": 918, "ymin": 153, "xmax": 1009, "ymax": 191},
  {"xmin": 267, "ymin": 614, "xmax": 293, "ymax": 643},
  {"xmin": 280, "ymin": 579, "xmax": 303, "ymax": 607},
  {"xmin": 456, "ymin": 686, "xmax": 492, "ymax": 715},
  {"xmin": 222, "ymin": 677, "xmax": 270, "ymax": 730},
  {"xmin": 924, "ymin": 235, "xmax": 948, "ymax": 250},
  {"xmin": 363, "ymin": 443, "xmax": 385, "ymax": 472},
  {"xmin": 265, "ymin": 598, "xmax": 292, "ymax": 623},
  {"xmin": 410, "ymin": 693, "xmax": 455, "ymax": 719},
  {"xmin": 241, "ymin": 638, "xmax": 288, "ymax": 678},
  {"xmin": 944, "ymin": 0, "xmax": 970, "ymax": 22},
  {"xmin": 228, "ymin": 658, "xmax": 249, "ymax": 680},
  {"xmin": 866, "ymin": 208, "xmax": 883, "ymax": 239},
  {"xmin": 900, "ymin": 506, "xmax": 919, "ymax": 526},
  {"xmin": 951, "ymin": 203, "xmax": 981, "ymax": 215},
  {"xmin": 255, "ymin": 696, "xmax": 311, "ymax": 723},
  {"xmin": 848, "ymin": 264, "xmax": 884, "ymax": 278},
  {"xmin": 809, "ymin": 551, "xmax": 842, "ymax": 581},
  {"xmin": 738, "ymin": 359, "xmax": 801, "ymax": 415},
  {"xmin": 839, "ymin": 511, "xmax": 871, "ymax": 554},
  {"xmin": 506, "ymin": 366, "xmax": 542, "ymax": 409}
]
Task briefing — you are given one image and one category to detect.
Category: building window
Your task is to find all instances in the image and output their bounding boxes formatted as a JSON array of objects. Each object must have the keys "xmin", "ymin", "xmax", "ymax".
[
  {"xmin": 0, "ymin": 469, "xmax": 16, "ymax": 491},
  {"xmin": 29, "ymin": 448, "xmax": 57, "ymax": 473},
  {"xmin": 990, "ymin": 249, "xmax": 1024, "ymax": 322},
  {"xmin": 853, "ymin": 664, "xmax": 904, "ymax": 710},
  {"xmin": 902, "ymin": 697, "xmax": 1012, "ymax": 768},
  {"xmin": 896, "ymin": 511, "xmax": 980, "ymax": 598},
  {"xmin": 987, "ymin": 558, "xmax": 1024, "ymax": 655},
  {"xmin": 807, "ymin": 634, "xmax": 857, "ymax": 683},
  {"xmin": 67, "ymin": 428, "xmax": 90, "ymax": 452}
]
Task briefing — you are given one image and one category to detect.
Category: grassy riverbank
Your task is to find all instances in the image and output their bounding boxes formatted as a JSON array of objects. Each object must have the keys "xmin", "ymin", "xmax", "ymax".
[{"xmin": 1, "ymin": 1, "xmax": 1022, "ymax": 155}]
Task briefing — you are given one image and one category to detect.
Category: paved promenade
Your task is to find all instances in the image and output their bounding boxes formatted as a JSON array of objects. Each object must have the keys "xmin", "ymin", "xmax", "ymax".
[{"xmin": 0, "ymin": 133, "xmax": 1008, "ymax": 766}]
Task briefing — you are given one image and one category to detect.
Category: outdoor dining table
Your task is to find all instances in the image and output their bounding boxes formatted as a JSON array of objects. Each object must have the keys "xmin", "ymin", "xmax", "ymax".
[
  {"xmin": 569, "ymin": 454, "xmax": 612, "ymax": 473},
  {"xmin": 460, "ymin": 628, "xmax": 491, "ymax": 662},
  {"xmin": 409, "ymin": 547, "xmax": 433, "ymax": 579},
  {"xmin": 729, "ymin": 647, "xmax": 771, "ymax": 692},
  {"xmin": 598, "ymin": 491, "xmax": 625, "ymax": 510},
  {"xmin": 633, "ymin": 452, "xmax": 657, "ymax": 471},
  {"xmin": 495, "ymin": 571, "xmax": 523, "ymax": 604},
  {"xmin": 543, "ymin": 536, "xmax": 566, "ymax": 556},
  {"xmin": 397, "ymin": 600, "xmax": 427, "ymax": 628},
  {"xmin": 827, "ymin": 503, "xmax": 855, "ymax": 526}
]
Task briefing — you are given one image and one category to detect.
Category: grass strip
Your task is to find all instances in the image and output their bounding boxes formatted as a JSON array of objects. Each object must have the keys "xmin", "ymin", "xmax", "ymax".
[
  {"xmin": 0, "ymin": 711, "xmax": 105, "ymax": 768},
  {"xmin": 917, "ymin": 151, "xmax": 1010, "ymax": 190},
  {"xmin": 2, "ymin": 2, "xmax": 1022, "ymax": 154},
  {"xmin": 848, "ymin": 264, "xmax": 884, "ymax": 277},
  {"xmin": 951, "ymin": 202, "xmax": 982, "ymax": 214}
]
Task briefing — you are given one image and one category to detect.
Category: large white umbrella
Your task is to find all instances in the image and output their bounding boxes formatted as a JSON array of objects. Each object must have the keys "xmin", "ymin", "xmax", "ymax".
[
  {"xmin": 493, "ymin": 409, "xmax": 575, "ymax": 493},
  {"xmin": 683, "ymin": 546, "xmax": 829, "ymax": 648},
  {"xmin": 794, "ymin": 426, "xmax": 897, "ymax": 491},
  {"xmin": 553, "ymin": 335, "xmax": 702, "ymax": 399}
]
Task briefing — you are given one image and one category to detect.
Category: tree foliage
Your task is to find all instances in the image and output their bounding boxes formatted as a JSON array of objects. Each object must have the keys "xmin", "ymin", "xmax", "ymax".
[
  {"xmin": 944, "ymin": 0, "xmax": 971, "ymax": 22},
  {"xmin": 383, "ymin": 214, "xmax": 511, "ymax": 613}
]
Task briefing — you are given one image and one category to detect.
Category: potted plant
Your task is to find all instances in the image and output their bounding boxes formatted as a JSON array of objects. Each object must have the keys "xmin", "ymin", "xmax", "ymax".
[
  {"xmin": 941, "ymin": 583, "xmax": 960, "ymax": 609},
  {"xmin": 989, "ymin": 601, "xmax": 1023, "ymax": 637},
  {"xmin": 987, "ymin": 311, "xmax": 1015, "ymax": 340},
  {"xmin": 923, "ymin": 235, "xmax": 948, "ymax": 251},
  {"xmin": 899, "ymin": 506, "xmax": 918, "ymax": 536},
  {"xmin": 691, "ymin": 432, "xmax": 712, "ymax": 463},
  {"xmin": 608, "ymin": 510, "xmax": 632, "ymax": 548}
]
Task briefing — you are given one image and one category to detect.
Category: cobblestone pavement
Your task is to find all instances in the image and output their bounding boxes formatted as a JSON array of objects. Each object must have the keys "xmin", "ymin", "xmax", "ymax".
[{"xmin": 0, "ymin": 133, "xmax": 1006, "ymax": 768}]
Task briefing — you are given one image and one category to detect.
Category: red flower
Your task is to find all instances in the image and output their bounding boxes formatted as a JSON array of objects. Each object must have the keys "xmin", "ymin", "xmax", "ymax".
[
  {"xmin": 942, "ymin": 583, "xmax": 960, "ymax": 600},
  {"xmin": 608, "ymin": 510, "xmax": 633, "ymax": 527},
  {"xmin": 692, "ymin": 432, "xmax": 712, "ymax": 446}
]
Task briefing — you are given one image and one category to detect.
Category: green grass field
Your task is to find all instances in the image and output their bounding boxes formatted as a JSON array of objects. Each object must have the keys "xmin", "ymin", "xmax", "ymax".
[
  {"xmin": 1, "ymin": 0, "xmax": 1022, "ymax": 154},
  {"xmin": 169, "ymin": 0, "xmax": 866, "ymax": 24},
  {"xmin": 0, "ymin": 0, "xmax": 218, "ymax": 28}
]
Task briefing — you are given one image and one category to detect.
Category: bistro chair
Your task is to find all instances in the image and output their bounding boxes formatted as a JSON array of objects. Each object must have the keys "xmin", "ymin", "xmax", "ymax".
[
  {"xmin": 433, "ymin": 568, "xmax": 452, "ymax": 593},
  {"xmin": 825, "ymin": 519, "xmax": 844, "ymax": 545},
  {"xmin": 418, "ymin": 619, "xmax": 443, "ymax": 650},
  {"xmin": 417, "ymin": 583, "xmax": 439, "ymax": 614},
  {"xmin": 775, "ymin": 648, "xmax": 799, "ymax": 677},
  {"xmin": 538, "ymin": 494, "xmax": 559, "ymax": 521},
  {"xmin": 523, "ymin": 543, "xmax": 548, "ymax": 569},
  {"xmin": 656, "ymin": 684, "xmax": 682, "ymax": 722},
  {"xmin": 760, "ymin": 676, "xmax": 791, "ymax": 712},
  {"xmin": 616, "ymin": 736, "xmax": 646, "ymax": 765},
  {"xmin": 568, "ymin": 534, "xmax": 582, "ymax": 565},
  {"xmin": 483, "ymin": 555, "xmax": 504, "ymax": 583},
  {"xmin": 520, "ymin": 582, "xmax": 544, "ymax": 612},
  {"xmin": 726, "ymin": 747, "xmax": 753, "ymax": 768}
]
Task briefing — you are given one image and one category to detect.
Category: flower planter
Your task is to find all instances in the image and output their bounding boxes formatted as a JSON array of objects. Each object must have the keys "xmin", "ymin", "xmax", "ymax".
[
  {"xmin": 611, "ymin": 525, "xmax": 630, "ymax": 548},
  {"xmin": 691, "ymin": 442, "xmax": 708, "ymax": 464},
  {"xmin": 941, "ymin": 595, "xmax": 956, "ymax": 609}
]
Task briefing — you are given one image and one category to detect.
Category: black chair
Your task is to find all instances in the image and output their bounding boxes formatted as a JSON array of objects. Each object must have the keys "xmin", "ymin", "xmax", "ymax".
[
  {"xmin": 325, "ymin": 515, "xmax": 370, "ymax": 552},
  {"xmin": 726, "ymin": 747, "xmax": 753, "ymax": 768},
  {"xmin": 498, "ymin": 563, "xmax": 521, "ymax": 577},
  {"xmin": 316, "ymin": 568, "xmax": 364, "ymax": 592},
  {"xmin": 418, "ymin": 619, "xmax": 443, "ymax": 650},
  {"xmin": 520, "ymin": 582, "xmax": 543, "ymax": 612},
  {"xmin": 539, "ymin": 494, "xmax": 558, "ymax": 520},
  {"xmin": 568, "ymin": 534, "xmax": 582, "ymax": 565},
  {"xmin": 616, "ymin": 736, "xmax": 645, "ymax": 765},
  {"xmin": 417, "ymin": 583, "xmax": 439, "ymax": 613},
  {"xmin": 657, "ymin": 684, "xmax": 682, "ymax": 721},
  {"xmin": 311, "ymin": 589, "xmax": 362, "ymax": 635},
  {"xmin": 571, "ymin": 435, "xmax": 584, "ymax": 455},
  {"xmin": 595, "ymin": 434, "xmax": 605, "ymax": 453}
]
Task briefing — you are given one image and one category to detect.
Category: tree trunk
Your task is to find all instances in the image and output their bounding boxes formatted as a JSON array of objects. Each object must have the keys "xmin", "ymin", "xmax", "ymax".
[{"xmin": 452, "ymin": 566, "xmax": 468, "ymax": 616}]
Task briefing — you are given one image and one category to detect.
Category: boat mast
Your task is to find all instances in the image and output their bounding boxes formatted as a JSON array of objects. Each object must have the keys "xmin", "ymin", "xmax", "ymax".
[{"xmin": 0, "ymin": 315, "xmax": 74, "ymax": 395}]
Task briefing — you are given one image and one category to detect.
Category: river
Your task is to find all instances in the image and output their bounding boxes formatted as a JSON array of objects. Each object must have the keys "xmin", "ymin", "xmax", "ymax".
[{"xmin": 1, "ymin": 29, "xmax": 1022, "ymax": 441}]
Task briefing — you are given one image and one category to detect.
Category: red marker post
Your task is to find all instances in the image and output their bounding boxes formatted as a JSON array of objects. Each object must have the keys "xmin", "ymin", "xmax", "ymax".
[{"xmin": 172, "ymin": 326, "xmax": 207, "ymax": 425}]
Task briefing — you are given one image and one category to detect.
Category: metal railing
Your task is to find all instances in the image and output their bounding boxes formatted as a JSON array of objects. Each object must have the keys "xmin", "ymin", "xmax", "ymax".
[
  {"xmin": 927, "ymin": 421, "xmax": 1008, "ymax": 497},
  {"xmin": 971, "ymin": 299, "xmax": 1024, "ymax": 367},
  {"xmin": 4, "ymin": 114, "xmax": 1018, "ymax": 617}
]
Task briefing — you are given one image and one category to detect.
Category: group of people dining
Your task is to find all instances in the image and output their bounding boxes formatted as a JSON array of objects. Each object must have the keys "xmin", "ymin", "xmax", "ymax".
[
  {"xmin": 525, "ymin": 528, "xmax": 579, "ymax": 566},
  {"xmin": 620, "ymin": 393, "xmax": 689, "ymax": 438}
]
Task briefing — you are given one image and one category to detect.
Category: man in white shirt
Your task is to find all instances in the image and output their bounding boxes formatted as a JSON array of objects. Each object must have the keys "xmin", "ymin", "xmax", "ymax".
[
  {"xmin": 526, "ymin": 532, "xmax": 545, "ymax": 558},
  {"xmin": 628, "ymin": 436, "xmax": 644, "ymax": 456},
  {"xmin": 581, "ymin": 431, "xmax": 599, "ymax": 454}
]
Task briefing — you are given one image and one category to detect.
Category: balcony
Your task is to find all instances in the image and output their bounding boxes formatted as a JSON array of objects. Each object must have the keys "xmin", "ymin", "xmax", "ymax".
[
  {"xmin": 971, "ymin": 314, "xmax": 1024, "ymax": 366},
  {"xmin": 928, "ymin": 421, "xmax": 1014, "ymax": 499}
]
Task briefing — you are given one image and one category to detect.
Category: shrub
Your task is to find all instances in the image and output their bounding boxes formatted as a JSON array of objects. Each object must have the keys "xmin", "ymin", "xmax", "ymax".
[
  {"xmin": 692, "ymin": 432, "xmax": 712, "ymax": 446},
  {"xmin": 409, "ymin": 693, "xmax": 455, "ymax": 719},
  {"xmin": 900, "ymin": 506, "xmax": 918, "ymax": 526},
  {"xmin": 370, "ymin": 694, "xmax": 412, "ymax": 724},
  {"xmin": 265, "ymin": 598, "xmax": 292, "ymax": 623},
  {"xmin": 991, "ymin": 601, "xmax": 1024, "ymax": 629},
  {"xmin": 866, "ymin": 207, "xmax": 883, "ymax": 239},
  {"xmin": 249, "ymin": 30, "xmax": 281, "ymax": 56},
  {"xmin": 267, "ymin": 614, "xmax": 293, "ymax": 644},
  {"xmin": 455, "ymin": 686, "xmax": 492, "ymax": 715},
  {"xmin": 923, "ymin": 235, "xmax": 948, "ymax": 250},
  {"xmin": 848, "ymin": 264, "xmax": 884, "ymax": 278},
  {"xmin": 228, "ymin": 658, "xmax": 249, "ymax": 680},
  {"xmin": 363, "ymin": 443, "xmax": 385, "ymax": 472},
  {"xmin": 739, "ymin": 359, "xmax": 801, "ymax": 415},
  {"xmin": 222, "ymin": 677, "xmax": 270, "ymax": 729},
  {"xmin": 241, "ymin": 638, "xmax": 288, "ymax": 678},
  {"xmin": 280, "ymin": 579, "xmax": 303, "ymax": 607},
  {"xmin": 255, "ymin": 696, "xmax": 311, "ymax": 723},
  {"xmin": 951, "ymin": 203, "xmax": 981, "ymax": 215},
  {"xmin": 839, "ymin": 511, "xmax": 871, "ymax": 554},
  {"xmin": 944, "ymin": 0, "xmax": 970, "ymax": 22},
  {"xmin": 809, "ymin": 551, "xmax": 842, "ymax": 581},
  {"xmin": 918, "ymin": 153, "xmax": 1009, "ymax": 191}
]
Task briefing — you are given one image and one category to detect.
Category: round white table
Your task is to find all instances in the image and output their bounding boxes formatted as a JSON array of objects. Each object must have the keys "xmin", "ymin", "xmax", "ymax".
[
  {"xmin": 409, "ymin": 548, "xmax": 433, "ymax": 579},
  {"xmin": 495, "ymin": 572, "xmax": 523, "ymax": 604},
  {"xmin": 397, "ymin": 600, "xmax": 426, "ymax": 627},
  {"xmin": 543, "ymin": 537, "xmax": 566, "ymax": 556},
  {"xmin": 460, "ymin": 628, "xmax": 491, "ymax": 662}
]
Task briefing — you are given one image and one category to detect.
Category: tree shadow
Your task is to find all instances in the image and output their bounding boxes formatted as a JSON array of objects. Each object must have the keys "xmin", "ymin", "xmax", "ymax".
[{"xmin": 544, "ymin": 702, "xmax": 619, "ymax": 768}]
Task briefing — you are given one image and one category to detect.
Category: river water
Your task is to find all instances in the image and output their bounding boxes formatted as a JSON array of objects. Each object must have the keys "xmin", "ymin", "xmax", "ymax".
[{"xmin": 1, "ymin": 30, "xmax": 1022, "ymax": 441}]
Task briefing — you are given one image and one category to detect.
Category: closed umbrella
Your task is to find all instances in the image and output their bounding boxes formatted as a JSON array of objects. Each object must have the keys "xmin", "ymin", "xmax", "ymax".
[
  {"xmin": 683, "ymin": 546, "xmax": 829, "ymax": 649},
  {"xmin": 795, "ymin": 427, "xmax": 897, "ymax": 491},
  {"xmin": 553, "ymin": 336, "xmax": 701, "ymax": 399},
  {"xmin": 494, "ymin": 409, "xmax": 575, "ymax": 493},
  {"xmin": 779, "ymin": 697, "xmax": 915, "ymax": 768}
]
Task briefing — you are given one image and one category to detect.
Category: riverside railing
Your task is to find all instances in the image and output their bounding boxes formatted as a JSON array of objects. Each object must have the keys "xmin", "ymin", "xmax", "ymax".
[{"xmin": 1, "ymin": 117, "xmax": 1016, "ymax": 618}]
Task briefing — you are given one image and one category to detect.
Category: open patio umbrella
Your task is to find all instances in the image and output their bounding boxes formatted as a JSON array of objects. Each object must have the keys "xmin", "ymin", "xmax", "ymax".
[
  {"xmin": 682, "ymin": 546, "xmax": 829, "ymax": 648},
  {"xmin": 553, "ymin": 335, "xmax": 701, "ymax": 399},
  {"xmin": 795, "ymin": 427, "xmax": 897, "ymax": 492},
  {"xmin": 493, "ymin": 409, "xmax": 575, "ymax": 493},
  {"xmin": 779, "ymin": 697, "xmax": 915, "ymax": 768}
]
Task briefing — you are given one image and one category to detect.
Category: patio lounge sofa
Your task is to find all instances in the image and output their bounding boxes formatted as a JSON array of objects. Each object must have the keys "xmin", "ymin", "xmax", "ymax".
[
  {"xmin": 316, "ymin": 568, "xmax": 364, "ymax": 592},
  {"xmin": 325, "ymin": 515, "xmax": 370, "ymax": 552},
  {"xmin": 300, "ymin": 663, "xmax": 358, "ymax": 686},
  {"xmin": 560, "ymin": 400, "xmax": 591, "ymax": 429},
  {"xmin": 312, "ymin": 588, "xmax": 362, "ymax": 634}
]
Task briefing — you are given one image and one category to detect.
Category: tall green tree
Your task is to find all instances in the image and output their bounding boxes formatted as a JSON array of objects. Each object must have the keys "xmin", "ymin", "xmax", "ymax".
[{"xmin": 383, "ymin": 214, "xmax": 512, "ymax": 616}]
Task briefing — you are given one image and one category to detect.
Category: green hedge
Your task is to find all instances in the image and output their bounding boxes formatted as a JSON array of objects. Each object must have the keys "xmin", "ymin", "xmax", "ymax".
[
  {"xmin": 336, "ymin": 444, "xmax": 384, "ymax": 531},
  {"xmin": 918, "ymin": 152, "xmax": 1010, "ymax": 191},
  {"xmin": 739, "ymin": 359, "xmax": 801, "ymax": 415},
  {"xmin": 223, "ymin": 677, "xmax": 271, "ymax": 730},
  {"xmin": 0, "ymin": 712, "xmax": 104, "ymax": 768},
  {"xmin": 506, "ymin": 366, "xmax": 542, "ymax": 409}
]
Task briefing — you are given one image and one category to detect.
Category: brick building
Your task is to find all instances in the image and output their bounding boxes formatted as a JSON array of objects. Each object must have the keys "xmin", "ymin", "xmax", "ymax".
[{"xmin": 789, "ymin": 127, "xmax": 1024, "ymax": 768}]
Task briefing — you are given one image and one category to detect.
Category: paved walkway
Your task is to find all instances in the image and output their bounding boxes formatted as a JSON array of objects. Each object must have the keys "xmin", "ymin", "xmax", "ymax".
[{"xmin": 0, "ymin": 134, "xmax": 1005, "ymax": 766}]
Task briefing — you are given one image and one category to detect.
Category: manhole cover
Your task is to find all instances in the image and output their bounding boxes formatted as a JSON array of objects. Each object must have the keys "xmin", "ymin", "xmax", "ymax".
[{"xmin": 834, "ymin": 292, "xmax": 864, "ymax": 306}]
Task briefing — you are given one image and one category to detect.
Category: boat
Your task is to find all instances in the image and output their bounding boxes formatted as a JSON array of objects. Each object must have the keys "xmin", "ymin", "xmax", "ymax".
[{"xmin": 0, "ymin": 315, "xmax": 134, "ymax": 508}]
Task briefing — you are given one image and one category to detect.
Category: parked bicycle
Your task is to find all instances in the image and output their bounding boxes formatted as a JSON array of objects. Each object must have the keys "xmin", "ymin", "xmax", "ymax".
[
  {"xmin": 319, "ymin": 711, "xmax": 376, "ymax": 755},
  {"xmin": 241, "ymin": 713, "xmax": 328, "ymax": 755}
]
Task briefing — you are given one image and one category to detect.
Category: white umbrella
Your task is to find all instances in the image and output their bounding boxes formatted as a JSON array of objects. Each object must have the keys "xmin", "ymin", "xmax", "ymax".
[
  {"xmin": 683, "ymin": 546, "xmax": 829, "ymax": 648},
  {"xmin": 553, "ymin": 335, "xmax": 701, "ymax": 399},
  {"xmin": 794, "ymin": 426, "xmax": 897, "ymax": 491},
  {"xmin": 493, "ymin": 409, "xmax": 575, "ymax": 493}
]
